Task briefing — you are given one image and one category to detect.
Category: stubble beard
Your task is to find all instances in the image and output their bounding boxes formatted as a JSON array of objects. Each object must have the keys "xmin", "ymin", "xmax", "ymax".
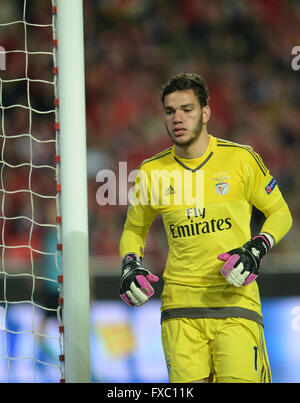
[{"xmin": 167, "ymin": 112, "xmax": 204, "ymax": 149}]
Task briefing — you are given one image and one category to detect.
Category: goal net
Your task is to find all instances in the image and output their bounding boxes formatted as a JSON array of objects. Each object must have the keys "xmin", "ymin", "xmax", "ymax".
[{"xmin": 0, "ymin": 0, "xmax": 64, "ymax": 382}]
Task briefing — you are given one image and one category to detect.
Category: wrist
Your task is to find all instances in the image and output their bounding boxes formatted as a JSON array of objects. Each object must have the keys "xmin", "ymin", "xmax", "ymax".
[
  {"xmin": 252, "ymin": 234, "xmax": 271, "ymax": 254},
  {"xmin": 259, "ymin": 232, "xmax": 275, "ymax": 249},
  {"xmin": 244, "ymin": 234, "xmax": 271, "ymax": 260},
  {"xmin": 121, "ymin": 253, "xmax": 142, "ymax": 272}
]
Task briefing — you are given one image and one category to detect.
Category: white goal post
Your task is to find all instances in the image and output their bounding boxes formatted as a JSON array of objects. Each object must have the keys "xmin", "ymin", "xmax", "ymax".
[
  {"xmin": 0, "ymin": 0, "xmax": 91, "ymax": 383},
  {"xmin": 56, "ymin": 0, "xmax": 91, "ymax": 383}
]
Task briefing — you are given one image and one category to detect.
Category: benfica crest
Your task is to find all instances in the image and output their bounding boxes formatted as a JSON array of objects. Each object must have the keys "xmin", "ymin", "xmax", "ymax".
[{"xmin": 213, "ymin": 172, "xmax": 230, "ymax": 195}]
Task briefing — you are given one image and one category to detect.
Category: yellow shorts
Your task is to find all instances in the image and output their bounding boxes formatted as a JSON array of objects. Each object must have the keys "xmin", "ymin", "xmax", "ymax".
[{"xmin": 161, "ymin": 317, "xmax": 272, "ymax": 383}]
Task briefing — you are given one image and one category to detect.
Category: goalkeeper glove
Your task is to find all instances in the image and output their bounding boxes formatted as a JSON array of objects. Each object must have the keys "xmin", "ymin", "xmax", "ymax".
[
  {"xmin": 218, "ymin": 234, "xmax": 273, "ymax": 287},
  {"xmin": 120, "ymin": 253, "xmax": 159, "ymax": 307}
]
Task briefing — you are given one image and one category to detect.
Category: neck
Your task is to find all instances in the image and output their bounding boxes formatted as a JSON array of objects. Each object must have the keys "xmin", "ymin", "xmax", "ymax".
[{"xmin": 175, "ymin": 130, "xmax": 210, "ymax": 159}]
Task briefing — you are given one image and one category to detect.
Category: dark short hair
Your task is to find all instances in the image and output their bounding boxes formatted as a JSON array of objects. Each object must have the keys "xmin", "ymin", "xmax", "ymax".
[{"xmin": 160, "ymin": 72, "xmax": 210, "ymax": 108}]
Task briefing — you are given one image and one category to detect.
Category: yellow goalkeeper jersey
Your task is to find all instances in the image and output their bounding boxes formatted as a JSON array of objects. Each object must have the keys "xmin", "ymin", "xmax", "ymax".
[{"xmin": 123, "ymin": 135, "xmax": 292, "ymax": 324}]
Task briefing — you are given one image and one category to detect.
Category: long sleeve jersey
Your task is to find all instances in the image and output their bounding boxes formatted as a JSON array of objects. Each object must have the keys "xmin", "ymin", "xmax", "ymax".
[{"xmin": 120, "ymin": 135, "xmax": 293, "ymax": 324}]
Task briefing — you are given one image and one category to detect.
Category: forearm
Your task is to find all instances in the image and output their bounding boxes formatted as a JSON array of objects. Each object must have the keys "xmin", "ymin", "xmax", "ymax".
[
  {"xmin": 119, "ymin": 218, "xmax": 150, "ymax": 260},
  {"xmin": 260, "ymin": 203, "xmax": 293, "ymax": 245}
]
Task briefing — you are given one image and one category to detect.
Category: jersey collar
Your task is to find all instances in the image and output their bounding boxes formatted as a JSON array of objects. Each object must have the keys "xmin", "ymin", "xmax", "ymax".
[{"xmin": 171, "ymin": 135, "xmax": 216, "ymax": 172}]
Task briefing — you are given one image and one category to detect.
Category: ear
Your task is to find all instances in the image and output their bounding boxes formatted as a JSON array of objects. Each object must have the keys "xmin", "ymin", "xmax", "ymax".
[{"xmin": 202, "ymin": 105, "xmax": 211, "ymax": 124}]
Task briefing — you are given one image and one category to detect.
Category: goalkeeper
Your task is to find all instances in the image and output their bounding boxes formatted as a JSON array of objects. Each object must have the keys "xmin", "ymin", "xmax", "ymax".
[{"xmin": 119, "ymin": 73, "xmax": 292, "ymax": 383}]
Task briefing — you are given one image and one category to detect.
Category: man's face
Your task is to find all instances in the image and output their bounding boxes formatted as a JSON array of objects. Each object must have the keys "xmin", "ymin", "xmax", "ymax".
[{"xmin": 163, "ymin": 90, "xmax": 207, "ymax": 148}]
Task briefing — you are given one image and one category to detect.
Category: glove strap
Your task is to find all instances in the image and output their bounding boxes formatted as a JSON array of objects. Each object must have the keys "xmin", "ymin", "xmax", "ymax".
[
  {"xmin": 244, "ymin": 234, "xmax": 271, "ymax": 260},
  {"xmin": 259, "ymin": 232, "xmax": 274, "ymax": 248},
  {"xmin": 121, "ymin": 253, "xmax": 141, "ymax": 272},
  {"xmin": 252, "ymin": 234, "xmax": 271, "ymax": 254}
]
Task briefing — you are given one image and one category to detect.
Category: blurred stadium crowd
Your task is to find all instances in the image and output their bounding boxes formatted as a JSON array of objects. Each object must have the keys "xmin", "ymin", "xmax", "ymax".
[{"xmin": 0, "ymin": 0, "xmax": 299, "ymax": 277}]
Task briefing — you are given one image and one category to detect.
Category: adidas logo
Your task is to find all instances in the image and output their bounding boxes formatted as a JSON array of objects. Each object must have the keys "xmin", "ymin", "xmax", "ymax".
[{"xmin": 164, "ymin": 185, "xmax": 176, "ymax": 195}]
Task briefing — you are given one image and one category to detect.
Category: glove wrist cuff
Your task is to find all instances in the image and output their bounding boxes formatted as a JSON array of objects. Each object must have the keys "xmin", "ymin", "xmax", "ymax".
[
  {"xmin": 245, "ymin": 234, "xmax": 271, "ymax": 259},
  {"xmin": 252, "ymin": 234, "xmax": 271, "ymax": 253},
  {"xmin": 258, "ymin": 232, "xmax": 274, "ymax": 248},
  {"xmin": 121, "ymin": 253, "xmax": 141, "ymax": 271}
]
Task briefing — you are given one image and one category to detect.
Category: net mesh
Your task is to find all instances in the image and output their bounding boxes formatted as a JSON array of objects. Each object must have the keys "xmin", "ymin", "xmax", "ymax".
[{"xmin": 0, "ymin": 0, "xmax": 64, "ymax": 382}]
